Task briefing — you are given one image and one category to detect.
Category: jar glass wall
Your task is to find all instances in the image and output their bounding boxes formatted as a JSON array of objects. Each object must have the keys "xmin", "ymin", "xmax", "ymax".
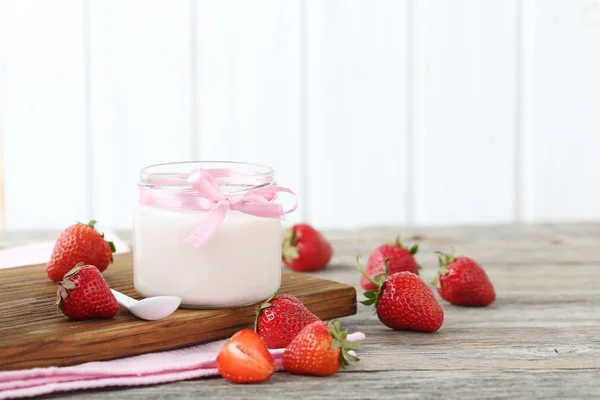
[{"xmin": 133, "ymin": 161, "xmax": 282, "ymax": 308}]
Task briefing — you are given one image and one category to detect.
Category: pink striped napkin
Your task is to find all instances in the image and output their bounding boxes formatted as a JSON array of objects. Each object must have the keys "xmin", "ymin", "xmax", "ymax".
[
  {"xmin": 0, "ymin": 232, "xmax": 364, "ymax": 399},
  {"xmin": 0, "ymin": 332, "xmax": 365, "ymax": 399}
]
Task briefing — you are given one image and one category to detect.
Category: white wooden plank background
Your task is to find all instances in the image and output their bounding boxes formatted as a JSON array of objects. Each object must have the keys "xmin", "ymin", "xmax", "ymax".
[
  {"xmin": 0, "ymin": 0, "xmax": 90, "ymax": 229},
  {"xmin": 412, "ymin": 0, "xmax": 518, "ymax": 226},
  {"xmin": 520, "ymin": 0, "xmax": 600, "ymax": 222},
  {"xmin": 87, "ymin": 0, "xmax": 193, "ymax": 229},
  {"xmin": 0, "ymin": 0, "xmax": 598, "ymax": 230},
  {"xmin": 306, "ymin": 0, "xmax": 409, "ymax": 229},
  {"xmin": 195, "ymin": 0, "xmax": 304, "ymax": 223}
]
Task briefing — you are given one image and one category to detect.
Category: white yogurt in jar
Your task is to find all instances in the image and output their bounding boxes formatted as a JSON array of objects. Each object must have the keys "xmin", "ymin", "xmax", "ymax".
[{"xmin": 133, "ymin": 162, "xmax": 295, "ymax": 308}]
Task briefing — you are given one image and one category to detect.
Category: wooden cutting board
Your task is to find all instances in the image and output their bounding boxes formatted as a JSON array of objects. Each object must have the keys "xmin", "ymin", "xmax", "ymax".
[{"xmin": 0, "ymin": 253, "xmax": 356, "ymax": 371}]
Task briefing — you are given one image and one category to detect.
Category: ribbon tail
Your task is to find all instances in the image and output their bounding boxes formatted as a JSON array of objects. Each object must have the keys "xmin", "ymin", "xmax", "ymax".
[{"xmin": 183, "ymin": 200, "xmax": 229, "ymax": 248}]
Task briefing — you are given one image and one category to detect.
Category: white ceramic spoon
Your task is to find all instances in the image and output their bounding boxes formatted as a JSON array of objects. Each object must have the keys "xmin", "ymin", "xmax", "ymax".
[{"xmin": 110, "ymin": 289, "xmax": 181, "ymax": 321}]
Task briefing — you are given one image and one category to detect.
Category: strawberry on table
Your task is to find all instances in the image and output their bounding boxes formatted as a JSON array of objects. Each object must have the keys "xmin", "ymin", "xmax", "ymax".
[
  {"xmin": 361, "ymin": 235, "xmax": 420, "ymax": 290},
  {"xmin": 282, "ymin": 223, "xmax": 333, "ymax": 272},
  {"xmin": 56, "ymin": 263, "xmax": 119, "ymax": 320},
  {"xmin": 433, "ymin": 249, "xmax": 496, "ymax": 307},
  {"xmin": 282, "ymin": 320, "xmax": 359, "ymax": 377},
  {"xmin": 216, "ymin": 329, "xmax": 276, "ymax": 384},
  {"xmin": 357, "ymin": 257, "xmax": 444, "ymax": 332},
  {"xmin": 255, "ymin": 293, "xmax": 320, "ymax": 349},
  {"xmin": 46, "ymin": 220, "xmax": 116, "ymax": 281}
]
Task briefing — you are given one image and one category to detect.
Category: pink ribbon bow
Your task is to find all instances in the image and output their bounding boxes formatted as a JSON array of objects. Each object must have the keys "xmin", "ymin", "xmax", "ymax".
[{"xmin": 182, "ymin": 169, "xmax": 297, "ymax": 247}]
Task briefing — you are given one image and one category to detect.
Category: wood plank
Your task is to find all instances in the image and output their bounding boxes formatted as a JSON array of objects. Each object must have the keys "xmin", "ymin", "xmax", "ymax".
[
  {"xmin": 0, "ymin": 253, "xmax": 357, "ymax": 370},
  {"xmin": 195, "ymin": 0, "xmax": 304, "ymax": 224},
  {"xmin": 305, "ymin": 0, "xmax": 410, "ymax": 228},
  {"xmin": 520, "ymin": 0, "xmax": 600, "ymax": 222},
  {"xmin": 87, "ymin": 0, "xmax": 194, "ymax": 229},
  {"xmin": 52, "ymin": 370, "xmax": 600, "ymax": 399},
  {"xmin": 0, "ymin": 0, "xmax": 90, "ymax": 229},
  {"xmin": 412, "ymin": 0, "xmax": 518, "ymax": 225}
]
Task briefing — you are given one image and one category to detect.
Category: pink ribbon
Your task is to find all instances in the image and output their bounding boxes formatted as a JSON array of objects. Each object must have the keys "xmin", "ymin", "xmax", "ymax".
[{"xmin": 138, "ymin": 169, "xmax": 297, "ymax": 247}]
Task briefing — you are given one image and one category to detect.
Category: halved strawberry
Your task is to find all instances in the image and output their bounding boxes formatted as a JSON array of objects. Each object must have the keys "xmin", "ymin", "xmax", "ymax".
[{"xmin": 216, "ymin": 329, "xmax": 276, "ymax": 384}]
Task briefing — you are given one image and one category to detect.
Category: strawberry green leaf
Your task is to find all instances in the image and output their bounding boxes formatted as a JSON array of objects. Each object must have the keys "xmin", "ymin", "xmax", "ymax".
[
  {"xmin": 433, "ymin": 250, "xmax": 455, "ymax": 288},
  {"xmin": 62, "ymin": 280, "xmax": 76, "ymax": 290},
  {"xmin": 62, "ymin": 262, "xmax": 85, "ymax": 281},
  {"xmin": 410, "ymin": 244, "xmax": 419, "ymax": 255},
  {"xmin": 356, "ymin": 256, "xmax": 390, "ymax": 311},
  {"xmin": 363, "ymin": 291, "xmax": 377, "ymax": 299},
  {"xmin": 394, "ymin": 235, "xmax": 403, "ymax": 247},
  {"xmin": 328, "ymin": 320, "xmax": 360, "ymax": 368},
  {"xmin": 360, "ymin": 298, "xmax": 376, "ymax": 306},
  {"xmin": 254, "ymin": 291, "xmax": 279, "ymax": 331}
]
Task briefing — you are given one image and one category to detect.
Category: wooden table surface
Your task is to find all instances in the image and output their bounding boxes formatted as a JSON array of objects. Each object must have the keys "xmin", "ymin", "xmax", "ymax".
[{"xmin": 1, "ymin": 223, "xmax": 599, "ymax": 399}]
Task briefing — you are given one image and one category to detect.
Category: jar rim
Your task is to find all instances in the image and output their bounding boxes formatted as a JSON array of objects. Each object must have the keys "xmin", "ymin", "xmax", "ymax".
[{"xmin": 139, "ymin": 161, "xmax": 275, "ymax": 192}]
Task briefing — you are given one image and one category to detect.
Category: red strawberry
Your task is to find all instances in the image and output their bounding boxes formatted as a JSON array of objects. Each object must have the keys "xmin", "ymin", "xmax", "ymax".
[
  {"xmin": 282, "ymin": 320, "xmax": 359, "ymax": 376},
  {"xmin": 282, "ymin": 223, "xmax": 333, "ymax": 272},
  {"xmin": 433, "ymin": 249, "xmax": 496, "ymax": 307},
  {"xmin": 216, "ymin": 329, "xmax": 276, "ymax": 384},
  {"xmin": 56, "ymin": 263, "xmax": 119, "ymax": 320},
  {"xmin": 255, "ymin": 293, "xmax": 320, "ymax": 349},
  {"xmin": 47, "ymin": 220, "xmax": 116, "ymax": 281},
  {"xmin": 357, "ymin": 257, "xmax": 444, "ymax": 332},
  {"xmin": 361, "ymin": 236, "xmax": 420, "ymax": 290}
]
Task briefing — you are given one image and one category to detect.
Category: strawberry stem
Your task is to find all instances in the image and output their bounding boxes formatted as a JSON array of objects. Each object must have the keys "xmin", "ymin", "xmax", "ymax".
[{"xmin": 355, "ymin": 256, "xmax": 379, "ymax": 286}]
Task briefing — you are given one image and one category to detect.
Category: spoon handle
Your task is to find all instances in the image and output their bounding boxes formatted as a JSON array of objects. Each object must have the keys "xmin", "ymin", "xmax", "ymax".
[{"xmin": 110, "ymin": 289, "xmax": 138, "ymax": 309}]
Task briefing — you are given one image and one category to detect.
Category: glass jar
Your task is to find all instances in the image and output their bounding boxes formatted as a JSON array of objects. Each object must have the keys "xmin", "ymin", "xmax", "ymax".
[{"xmin": 133, "ymin": 161, "xmax": 294, "ymax": 308}]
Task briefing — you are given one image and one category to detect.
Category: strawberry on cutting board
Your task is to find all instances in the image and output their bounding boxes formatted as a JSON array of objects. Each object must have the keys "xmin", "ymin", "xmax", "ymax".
[
  {"xmin": 56, "ymin": 263, "xmax": 119, "ymax": 320},
  {"xmin": 47, "ymin": 220, "xmax": 116, "ymax": 281},
  {"xmin": 361, "ymin": 236, "xmax": 420, "ymax": 290},
  {"xmin": 433, "ymin": 249, "xmax": 496, "ymax": 307},
  {"xmin": 357, "ymin": 257, "xmax": 444, "ymax": 332},
  {"xmin": 255, "ymin": 293, "xmax": 320, "ymax": 349},
  {"xmin": 282, "ymin": 320, "xmax": 359, "ymax": 377},
  {"xmin": 216, "ymin": 329, "xmax": 276, "ymax": 384},
  {"xmin": 282, "ymin": 223, "xmax": 333, "ymax": 272}
]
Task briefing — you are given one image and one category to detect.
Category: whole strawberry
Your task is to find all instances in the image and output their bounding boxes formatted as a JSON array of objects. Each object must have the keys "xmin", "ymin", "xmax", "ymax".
[
  {"xmin": 357, "ymin": 257, "xmax": 444, "ymax": 332},
  {"xmin": 282, "ymin": 320, "xmax": 359, "ymax": 376},
  {"xmin": 282, "ymin": 223, "xmax": 333, "ymax": 272},
  {"xmin": 361, "ymin": 236, "xmax": 420, "ymax": 290},
  {"xmin": 255, "ymin": 293, "xmax": 320, "ymax": 349},
  {"xmin": 433, "ymin": 249, "xmax": 496, "ymax": 307},
  {"xmin": 56, "ymin": 263, "xmax": 119, "ymax": 320},
  {"xmin": 47, "ymin": 220, "xmax": 116, "ymax": 281}
]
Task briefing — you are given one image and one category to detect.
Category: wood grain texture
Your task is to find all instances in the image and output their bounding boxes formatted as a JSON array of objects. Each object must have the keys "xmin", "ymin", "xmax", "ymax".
[
  {"xmin": 1, "ymin": 223, "xmax": 599, "ymax": 398},
  {"xmin": 0, "ymin": 253, "xmax": 356, "ymax": 370}
]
